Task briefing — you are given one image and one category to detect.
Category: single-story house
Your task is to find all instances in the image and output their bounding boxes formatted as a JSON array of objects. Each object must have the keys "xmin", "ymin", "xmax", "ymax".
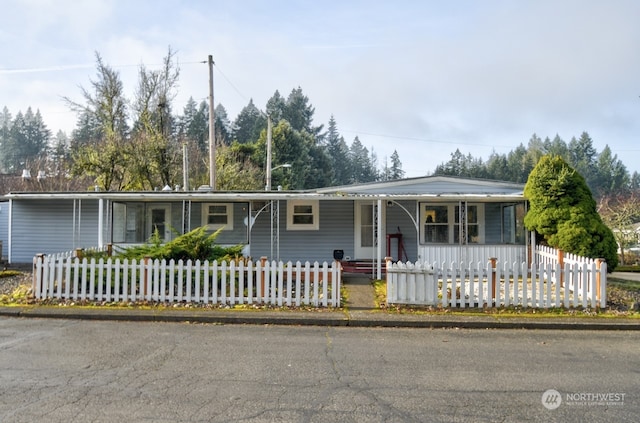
[{"xmin": 3, "ymin": 176, "xmax": 529, "ymax": 277}]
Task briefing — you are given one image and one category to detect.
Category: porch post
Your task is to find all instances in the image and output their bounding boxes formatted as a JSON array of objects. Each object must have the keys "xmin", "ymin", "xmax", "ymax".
[
  {"xmin": 98, "ymin": 197, "xmax": 104, "ymax": 247},
  {"xmin": 376, "ymin": 199, "xmax": 383, "ymax": 280},
  {"xmin": 529, "ymin": 231, "xmax": 537, "ymax": 269}
]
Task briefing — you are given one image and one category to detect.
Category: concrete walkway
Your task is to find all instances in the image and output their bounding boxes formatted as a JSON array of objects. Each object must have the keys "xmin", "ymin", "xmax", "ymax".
[{"xmin": 343, "ymin": 274, "xmax": 376, "ymax": 310}]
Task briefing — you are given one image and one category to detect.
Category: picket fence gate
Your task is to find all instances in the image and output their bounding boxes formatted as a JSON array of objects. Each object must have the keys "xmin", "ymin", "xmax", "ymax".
[
  {"xmin": 386, "ymin": 258, "xmax": 607, "ymax": 309},
  {"xmin": 32, "ymin": 256, "xmax": 341, "ymax": 307}
]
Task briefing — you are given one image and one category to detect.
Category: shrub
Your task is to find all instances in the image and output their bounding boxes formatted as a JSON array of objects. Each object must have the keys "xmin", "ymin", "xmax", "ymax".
[{"xmin": 116, "ymin": 226, "xmax": 244, "ymax": 262}]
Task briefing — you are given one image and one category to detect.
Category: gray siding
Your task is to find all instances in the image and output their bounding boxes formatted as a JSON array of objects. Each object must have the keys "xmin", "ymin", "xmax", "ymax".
[
  {"xmin": 11, "ymin": 199, "xmax": 103, "ymax": 263},
  {"xmin": 385, "ymin": 200, "xmax": 419, "ymax": 261},
  {"xmin": 0, "ymin": 201, "xmax": 8, "ymax": 260},
  {"xmin": 189, "ymin": 202, "xmax": 250, "ymax": 245},
  {"xmin": 250, "ymin": 200, "xmax": 354, "ymax": 263}
]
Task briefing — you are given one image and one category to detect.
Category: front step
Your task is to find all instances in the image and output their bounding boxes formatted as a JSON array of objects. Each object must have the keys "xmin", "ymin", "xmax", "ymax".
[{"xmin": 340, "ymin": 259, "xmax": 386, "ymax": 274}]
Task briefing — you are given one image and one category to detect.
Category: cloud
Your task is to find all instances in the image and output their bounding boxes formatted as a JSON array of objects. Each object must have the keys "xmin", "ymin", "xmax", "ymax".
[{"xmin": 2, "ymin": 0, "xmax": 640, "ymax": 177}]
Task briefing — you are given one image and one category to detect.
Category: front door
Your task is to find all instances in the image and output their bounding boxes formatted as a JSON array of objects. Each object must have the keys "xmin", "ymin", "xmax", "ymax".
[
  {"xmin": 354, "ymin": 201, "xmax": 383, "ymax": 259},
  {"xmin": 147, "ymin": 204, "xmax": 171, "ymax": 241}
]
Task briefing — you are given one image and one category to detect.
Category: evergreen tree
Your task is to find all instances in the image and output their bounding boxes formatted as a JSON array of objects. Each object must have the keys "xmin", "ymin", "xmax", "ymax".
[
  {"xmin": 325, "ymin": 116, "xmax": 351, "ymax": 186},
  {"xmin": 266, "ymin": 90, "xmax": 286, "ymax": 123},
  {"xmin": 66, "ymin": 52, "xmax": 129, "ymax": 145},
  {"xmin": 50, "ymin": 130, "xmax": 70, "ymax": 177},
  {"xmin": 232, "ymin": 99, "xmax": 266, "ymax": 144},
  {"xmin": 129, "ymin": 47, "xmax": 181, "ymax": 189},
  {"xmin": 435, "ymin": 149, "xmax": 466, "ymax": 176},
  {"xmin": 177, "ymin": 97, "xmax": 209, "ymax": 152},
  {"xmin": 214, "ymin": 104, "xmax": 231, "ymax": 146},
  {"xmin": 505, "ymin": 144, "xmax": 529, "ymax": 183},
  {"xmin": 259, "ymin": 120, "xmax": 309, "ymax": 189},
  {"xmin": 524, "ymin": 155, "xmax": 618, "ymax": 269},
  {"xmin": 70, "ymin": 109, "xmax": 102, "ymax": 150},
  {"xmin": 593, "ymin": 145, "xmax": 629, "ymax": 196},
  {"xmin": 2, "ymin": 109, "xmax": 51, "ymax": 173},
  {"xmin": 306, "ymin": 142, "xmax": 332, "ymax": 188},
  {"xmin": 380, "ymin": 157, "xmax": 392, "ymax": 181},
  {"xmin": 5, "ymin": 111, "xmax": 26, "ymax": 173},
  {"xmin": 390, "ymin": 150, "xmax": 404, "ymax": 180},
  {"xmin": 349, "ymin": 136, "xmax": 377, "ymax": 183},
  {"xmin": 66, "ymin": 52, "xmax": 130, "ymax": 190},
  {"xmin": 283, "ymin": 87, "xmax": 321, "ymax": 137},
  {"xmin": 486, "ymin": 151, "xmax": 510, "ymax": 181},
  {"xmin": 631, "ymin": 172, "xmax": 640, "ymax": 190},
  {"xmin": 568, "ymin": 131, "xmax": 598, "ymax": 189},
  {"xmin": 544, "ymin": 134, "xmax": 568, "ymax": 157},
  {"xmin": 0, "ymin": 107, "xmax": 13, "ymax": 173}
]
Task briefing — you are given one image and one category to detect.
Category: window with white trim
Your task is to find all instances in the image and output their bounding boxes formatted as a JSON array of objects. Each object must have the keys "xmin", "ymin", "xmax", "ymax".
[
  {"xmin": 420, "ymin": 203, "xmax": 484, "ymax": 244},
  {"xmin": 202, "ymin": 203, "xmax": 233, "ymax": 230},
  {"xmin": 287, "ymin": 200, "xmax": 319, "ymax": 230}
]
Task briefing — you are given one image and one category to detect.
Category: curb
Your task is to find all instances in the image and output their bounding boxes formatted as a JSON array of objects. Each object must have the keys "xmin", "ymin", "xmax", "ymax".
[{"xmin": 1, "ymin": 306, "xmax": 639, "ymax": 330}]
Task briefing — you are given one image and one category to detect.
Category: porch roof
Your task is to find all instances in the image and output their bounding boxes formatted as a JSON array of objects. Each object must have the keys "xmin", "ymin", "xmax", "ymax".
[
  {"xmin": 4, "ymin": 190, "xmax": 524, "ymax": 202},
  {"xmin": 5, "ymin": 175, "xmax": 525, "ymax": 202}
]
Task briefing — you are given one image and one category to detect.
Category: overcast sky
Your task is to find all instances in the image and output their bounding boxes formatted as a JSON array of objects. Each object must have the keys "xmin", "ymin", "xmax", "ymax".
[{"xmin": 2, "ymin": 0, "xmax": 639, "ymax": 178}]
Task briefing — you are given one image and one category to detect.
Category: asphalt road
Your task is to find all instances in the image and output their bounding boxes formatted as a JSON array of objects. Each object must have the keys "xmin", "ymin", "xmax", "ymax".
[{"xmin": 0, "ymin": 318, "xmax": 638, "ymax": 422}]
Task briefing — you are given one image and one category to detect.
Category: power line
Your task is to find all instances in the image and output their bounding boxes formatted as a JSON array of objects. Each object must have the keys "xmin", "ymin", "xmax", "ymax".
[
  {"xmin": 0, "ymin": 61, "xmax": 204, "ymax": 74},
  {"xmin": 211, "ymin": 64, "xmax": 251, "ymax": 104}
]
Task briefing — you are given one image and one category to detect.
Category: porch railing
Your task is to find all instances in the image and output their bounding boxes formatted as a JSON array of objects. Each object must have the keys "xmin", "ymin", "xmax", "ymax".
[
  {"xmin": 32, "ymin": 255, "xmax": 341, "ymax": 308},
  {"xmin": 418, "ymin": 244, "xmax": 528, "ymax": 267}
]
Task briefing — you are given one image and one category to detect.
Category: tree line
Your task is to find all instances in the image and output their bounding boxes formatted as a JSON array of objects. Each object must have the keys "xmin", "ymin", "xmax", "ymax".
[
  {"xmin": 433, "ymin": 132, "xmax": 640, "ymax": 198},
  {"xmin": 0, "ymin": 49, "xmax": 404, "ymax": 193},
  {"xmin": 433, "ymin": 133, "xmax": 640, "ymax": 263}
]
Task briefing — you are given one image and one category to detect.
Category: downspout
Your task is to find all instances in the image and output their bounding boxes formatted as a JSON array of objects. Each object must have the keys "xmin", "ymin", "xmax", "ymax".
[{"xmin": 277, "ymin": 200, "xmax": 281, "ymax": 262}]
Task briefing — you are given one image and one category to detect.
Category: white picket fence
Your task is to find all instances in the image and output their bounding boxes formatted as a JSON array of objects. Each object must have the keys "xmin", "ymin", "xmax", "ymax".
[
  {"xmin": 32, "ymin": 256, "xmax": 341, "ymax": 307},
  {"xmin": 387, "ymin": 258, "xmax": 607, "ymax": 309},
  {"xmin": 533, "ymin": 245, "xmax": 606, "ymax": 303}
]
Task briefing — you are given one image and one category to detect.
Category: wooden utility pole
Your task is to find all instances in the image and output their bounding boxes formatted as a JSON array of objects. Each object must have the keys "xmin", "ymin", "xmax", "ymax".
[
  {"xmin": 265, "ymin": 115, "xmax": 273, "ymax": 190},
  {"xmin": 208, "ymin": 55, "xmax": 216, "ymax": 190}
]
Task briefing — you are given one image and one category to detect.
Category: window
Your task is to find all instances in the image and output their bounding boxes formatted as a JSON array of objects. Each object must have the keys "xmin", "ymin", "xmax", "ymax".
[
  {"xmin": 202, "ymin": 203, "xmax": 233, "ymax": 230},
  {"xmin": 423, "ymin": 205, "xmax": 449, "ymax": 243},
  {"xmin": 111, "ymin": 202, "xmax": 145, "ymax": 243},
  {"xmin": 421, "ymin": 203, "xmax": 484, "ymax": 244},
  {"xmin": 454, "ymin": 204, "xmax": 479, "ymax": 244},
  {"xmin": 502, "ymin": 203, "xmax": 526, "ymax": 244},
  {"xmin": 287, "ymin": 200, "xmax": 319, "ymax": 230}
]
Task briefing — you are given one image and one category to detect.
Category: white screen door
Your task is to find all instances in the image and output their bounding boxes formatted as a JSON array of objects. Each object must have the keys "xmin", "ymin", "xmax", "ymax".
[
  {"xmin": 148, "ymin": 204, "xmax": 171, "ymax": 241},
  {"xmin": 355, "ymin": 202, "xmax": 380, "ymax": 259}
]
